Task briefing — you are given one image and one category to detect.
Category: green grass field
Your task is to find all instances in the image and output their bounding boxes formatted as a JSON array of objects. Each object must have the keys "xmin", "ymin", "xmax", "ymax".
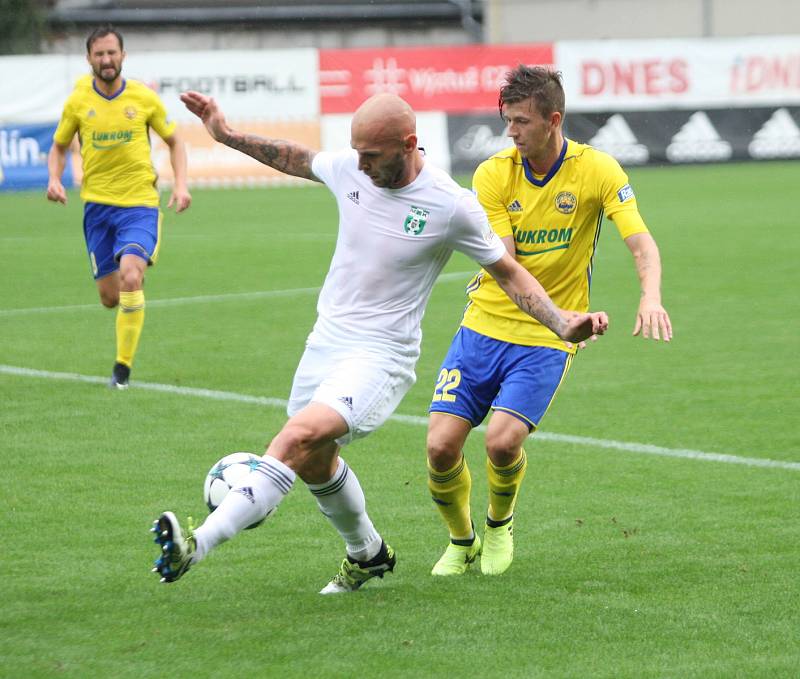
[{"xmin": 2, "ymin": 161, "xmax": 799, "ymax": 678}]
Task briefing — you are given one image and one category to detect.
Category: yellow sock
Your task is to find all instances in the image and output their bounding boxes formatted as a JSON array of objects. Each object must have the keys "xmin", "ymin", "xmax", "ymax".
[
  {"xmin": 487, "ymin": 447, "xmax": 528, "ymax": 522},
  {"xmin": 115, "ymin": 290, "xmax": 145, "ymax": 367},
  {"xmin": 428, "ymin": 455, "xmax": 473, "ymax": 540}
]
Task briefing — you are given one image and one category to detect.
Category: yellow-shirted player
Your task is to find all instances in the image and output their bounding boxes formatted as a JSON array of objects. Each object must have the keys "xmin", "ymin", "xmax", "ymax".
[
  {"xmin": 426, "ymin": 65, "xmax": 673, "ymax": 576},
  {"xmin": 47, "ymin": 24, "xmax": 191, "ymax": 388}
]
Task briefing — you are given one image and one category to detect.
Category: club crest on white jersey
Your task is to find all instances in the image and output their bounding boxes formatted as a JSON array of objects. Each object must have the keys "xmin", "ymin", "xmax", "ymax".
[{"xmin": 403, "ymin": 206, "xmax": 430, "ymax": 235}]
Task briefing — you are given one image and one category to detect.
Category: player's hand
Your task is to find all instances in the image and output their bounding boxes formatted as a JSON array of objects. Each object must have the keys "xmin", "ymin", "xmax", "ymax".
[
  {"xmin": 46, "ymin": 179, "xmax": 67, "ymax": 205},
  {"xmin": 560, "ymin": 310, "xmax": 608, "ymax": 343},
  {"xmin": 633, "ymin": 298, "xmax": 672, "ymax": 341},
  {"xmin": 565, "ymin": 334, "xmax": 601, "ymax": 351},
  {"xmin": 167, "ymin": 186, "xmax": 192, "ymax": 213},
  {"xmin": 180, "ymin": 91, "xmax": 231, "ymax": 143}
]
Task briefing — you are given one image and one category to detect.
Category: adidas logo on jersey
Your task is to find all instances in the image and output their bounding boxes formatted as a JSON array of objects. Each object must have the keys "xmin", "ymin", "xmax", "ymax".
[
  {"xmin": 589, "ymin": 114, "xmax": 649, "ymax": 165},
  {"xmin": 507, "ymin": 199, "xmax": 523, "ymax": 212},
  {"xmin": 748, "ymin": 108, "xmax": 800, "ymax": 159},
  {"xmin": 347, "ymin": 190, "xmax": 360, "ymax": 204},
  {"xmin": 338, "ymin": 395, "xmax": 353, "ymax": 410},
  {"xmin": 666, "ymin": 112, "xmax": 732, "ymax": 163}
]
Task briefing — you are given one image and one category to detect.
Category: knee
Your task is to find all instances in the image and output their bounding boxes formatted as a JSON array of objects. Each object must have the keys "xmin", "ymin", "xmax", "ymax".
[
  {"xmin": 269, "ymin": 422, "xmax": 327, "ymax": 477},
  {"xmin": 426, "ymin": 433, "xmax": 461, "ymax": 472},
  {"xmin": 119, "ymin": 267, "xmax": 143, "ymax": 292},
  {"xmin": 485, "ymin": 434, "xmax": 524, "ymax": 468},
  {"xmin": 271, "ymin": 422, "xmax": 317, "ymax": 459},
  {"xmin": 99, "ymin": 291, "xmax": 118, "ymax": 308}
]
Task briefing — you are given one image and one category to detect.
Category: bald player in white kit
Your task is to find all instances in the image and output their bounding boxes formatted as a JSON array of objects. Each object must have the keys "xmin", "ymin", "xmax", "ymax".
[{"xmin": 151, "ymin": 92, "xmax": 608, "ymax": 593}]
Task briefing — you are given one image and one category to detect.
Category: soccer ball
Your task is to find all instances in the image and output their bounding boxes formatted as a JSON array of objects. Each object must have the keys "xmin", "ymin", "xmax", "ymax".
[{"xmin": 203, "ymin": 452, "xmax": 266, "ymax": 529}]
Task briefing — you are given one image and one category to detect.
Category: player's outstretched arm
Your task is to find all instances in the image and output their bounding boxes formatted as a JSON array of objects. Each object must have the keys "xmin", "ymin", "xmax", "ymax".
[
  {"xmin": 179, "ymin": 90, "xmax": 318, "ymax": 182},
  {"xmin": 624, "ymin": 232, "xmax": 673, "ymax": 341},
  {"xmin": 484, "ymin": 252, "xmax": 609, "ymax": 343}
]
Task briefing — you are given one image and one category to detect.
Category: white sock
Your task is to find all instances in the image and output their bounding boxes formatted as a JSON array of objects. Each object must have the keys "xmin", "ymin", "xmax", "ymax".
[
  {"xmin": 193, "ymin": 456, "xmax": 295, "ymax": 563},
  {"xmin": 307, "ymin": 457, "xmax": 382, "ymax": 563}
]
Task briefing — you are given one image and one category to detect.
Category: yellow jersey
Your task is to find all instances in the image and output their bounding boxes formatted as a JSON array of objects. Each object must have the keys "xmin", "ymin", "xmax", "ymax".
[
  {"xmin": 53, "ymin": 75, "xmax": 176, "ymax": 207},
  {"xmin": 463, "ymin": 138, "xmax": 649, "ymax": 352}
]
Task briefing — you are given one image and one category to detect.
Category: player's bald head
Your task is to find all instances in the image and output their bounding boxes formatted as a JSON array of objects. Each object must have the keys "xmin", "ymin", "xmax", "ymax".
[
  {"xmin": 351, "ymin": 94, "xmax": 422, "ymax": 189},
  {"xmin": 351, "ymin": 94, "xmax": 416, "ymax": 145}
]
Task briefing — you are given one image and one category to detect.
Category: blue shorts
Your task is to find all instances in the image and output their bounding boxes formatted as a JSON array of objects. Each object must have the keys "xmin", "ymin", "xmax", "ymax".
[
  {"xmin": 428, "ymin": 327, "xmax": 573, "ymax": 430},
  {"xmin": 83, "ymin": 202, "xmax": 161, "ymax": 280}
]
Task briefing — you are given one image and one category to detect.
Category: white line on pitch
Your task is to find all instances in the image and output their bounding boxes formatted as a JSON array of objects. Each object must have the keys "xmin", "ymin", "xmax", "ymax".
[
  {"xmin": 0, "ymin": 270, "xmax": 475, "ymax": 317},
  {"xmin": 2, "ymin": 363, "xmax": 798, "ymax": 472}
]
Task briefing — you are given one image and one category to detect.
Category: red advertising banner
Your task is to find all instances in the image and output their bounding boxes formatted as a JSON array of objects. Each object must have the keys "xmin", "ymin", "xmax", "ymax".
[
  {"xmin": 556, "ymin": 36, "xmax": 800, "ymax": 111},
  {"xmin": 320, "ymin": 44, "xmax": 554, "ymax": 114}
]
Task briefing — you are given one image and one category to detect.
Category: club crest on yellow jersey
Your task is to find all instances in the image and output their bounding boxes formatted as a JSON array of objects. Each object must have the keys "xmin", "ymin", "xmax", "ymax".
[{"xmin": 555, "ymin": 191, "xmax": 577, "ymax": 214}]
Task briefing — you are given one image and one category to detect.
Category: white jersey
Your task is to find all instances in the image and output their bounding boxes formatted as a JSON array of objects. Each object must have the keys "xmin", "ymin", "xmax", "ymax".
[{"xmin": 310, "ymin": 149, "xmax": 506, "ymax": 359}]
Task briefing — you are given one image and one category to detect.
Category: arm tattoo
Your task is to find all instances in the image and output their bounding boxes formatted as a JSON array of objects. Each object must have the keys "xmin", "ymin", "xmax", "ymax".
[
  {"xmin": 634, "ymin": 245, "xmax": 661, "ymax": 298},
  {"xmin": 223, "ymin": 131, "xmax": 316, "ymax": 181},
  {"xmin": 513, "ymin": 292, "xmax": 565, "ymax": 336},
  {"xmin": 636, "ymin": 249, "xmax": 651, "ymax": 272}
]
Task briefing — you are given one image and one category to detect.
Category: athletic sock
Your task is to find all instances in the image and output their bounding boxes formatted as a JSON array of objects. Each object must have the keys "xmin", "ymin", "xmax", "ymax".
[
  {"xmin": 486, "ymin": 447, "xmax": 527, "ymax": 523},
  {"xmin": 307, "ymin": 458, "xmax": 382, "ymax": 563},
  {"xmin": 428, "ymin": 455, "xmax": 474, "ymax": 541},
  {"xmin": 116, "ymin": 289, "xmax": 145, "ymax": 367},
  {"xmin": 350, "ymin": 540, "xmax": 389, "ymax": 568},
  {"xmin": 193, "ymin": 456, "xmax": 295, "ymax": 563}
]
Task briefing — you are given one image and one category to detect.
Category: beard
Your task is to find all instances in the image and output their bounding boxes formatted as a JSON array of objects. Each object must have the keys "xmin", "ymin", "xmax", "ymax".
[
  {"xmin": 371, "ymin": 153, "xmax": 406, "ymax": 188},
  {"xmin": 93, "ymin": 63, "xmax": 121, "ymax": 83}
]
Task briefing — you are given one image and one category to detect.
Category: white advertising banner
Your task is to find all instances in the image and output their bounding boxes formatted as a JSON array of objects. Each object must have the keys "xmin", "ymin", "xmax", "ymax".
[
  {"xmin": 0, "ymin": 49, "xmax": 319, "ymax": 125},
  {"xmin": 123, "ymin": 50, "xmax": 319, "ymax": 122},
  {"xmin": 556, "ymin": 35, "xmax": 800, "ymax": 111},
  {"xmin": 0, "ymin": 55, "xmax": 78, "ymax": 124}
]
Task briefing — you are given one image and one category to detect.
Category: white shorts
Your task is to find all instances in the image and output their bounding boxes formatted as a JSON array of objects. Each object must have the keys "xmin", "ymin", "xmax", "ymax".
[{"xmin": 287, "ymin": 340, "xmax": 417, "ymax": 446}]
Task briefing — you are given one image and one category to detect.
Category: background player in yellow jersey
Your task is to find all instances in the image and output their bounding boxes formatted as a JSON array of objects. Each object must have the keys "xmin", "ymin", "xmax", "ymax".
[
  {"xmin": 46, "ymin": 24, "xmax": 191, "ymax": 388},
  {"xmin": 426, "ymin": 65, "xmax": 673, "ymax": 576}
]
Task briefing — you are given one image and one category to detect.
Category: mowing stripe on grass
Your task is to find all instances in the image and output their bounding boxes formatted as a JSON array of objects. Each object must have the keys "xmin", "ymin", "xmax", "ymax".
[
  {"xmin": 0, "ymin": 270, "xmax": 476, "ymax": 317},
  {"xmin": 3, "ymin": 363, "xmax": 798, "ymax": 472}
]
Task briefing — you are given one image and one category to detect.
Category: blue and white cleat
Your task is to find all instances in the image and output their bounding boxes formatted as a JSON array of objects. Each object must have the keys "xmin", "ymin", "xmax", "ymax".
[{"xmin": 151, "ymin": 511, "xmax": 196, "ymax": 583}]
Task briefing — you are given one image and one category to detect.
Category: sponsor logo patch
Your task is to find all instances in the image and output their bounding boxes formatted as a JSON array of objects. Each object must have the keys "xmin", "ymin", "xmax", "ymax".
[
  {"xmin": 617, "ymin": 184, "xmax": 634, "ymax": 202},
  {"xmin": 91, "ymin": 129, "xmax": 133, "ymax": 150}
]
